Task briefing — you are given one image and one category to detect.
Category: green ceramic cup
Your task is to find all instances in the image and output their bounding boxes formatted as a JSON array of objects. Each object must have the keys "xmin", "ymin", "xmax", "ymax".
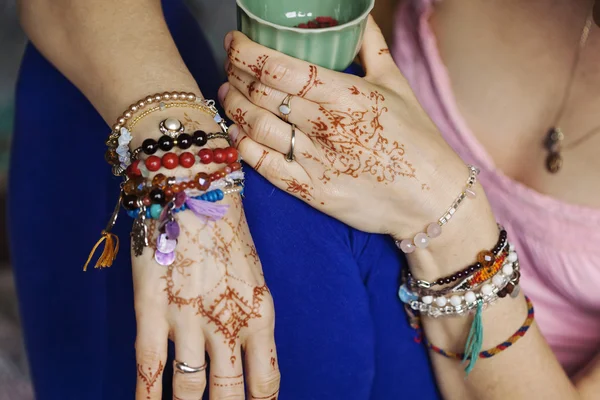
[{"xmin": 237, "ymin": 0, "xmax": 375, "ymax": 71}]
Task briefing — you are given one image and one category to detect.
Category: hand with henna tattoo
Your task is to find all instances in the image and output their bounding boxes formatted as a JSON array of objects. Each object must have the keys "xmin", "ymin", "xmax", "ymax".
[
  {"xmin": 128, "ymin": 110, "xmax": 280, "ymax": 400},
  {"xmin": 219, "ymin": 16, "xmax": 474, "ymax": 241}
]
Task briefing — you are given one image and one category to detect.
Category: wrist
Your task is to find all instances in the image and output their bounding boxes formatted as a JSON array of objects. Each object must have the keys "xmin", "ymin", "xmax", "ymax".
[{"xmin": 406, "ymin": 185, "xmax": 499, "ymax": 282}]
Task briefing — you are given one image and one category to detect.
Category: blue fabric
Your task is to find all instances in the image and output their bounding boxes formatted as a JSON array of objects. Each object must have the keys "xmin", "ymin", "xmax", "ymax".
[{"xmin": 8, "ymin": 0, "xmax": 440, "ymax": 398}]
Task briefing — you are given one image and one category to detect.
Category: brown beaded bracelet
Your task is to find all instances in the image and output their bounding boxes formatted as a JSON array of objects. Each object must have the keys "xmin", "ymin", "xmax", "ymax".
[{"xmin": 408, "ymin": 228, "xmax": 507, "ymax": 289}]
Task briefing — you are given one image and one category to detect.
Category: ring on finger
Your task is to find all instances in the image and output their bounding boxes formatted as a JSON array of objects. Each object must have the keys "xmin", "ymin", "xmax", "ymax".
[
  {"xmin": 279, "ymin": 94, "xmax": 293, "ymax": 123},
  {"xmin": 285, "ymin": 124, "xmax": 296, "ymax": 162},
  {"xmin": 174, "ymin": 360, "xmax": 208, "ymax": 374}
]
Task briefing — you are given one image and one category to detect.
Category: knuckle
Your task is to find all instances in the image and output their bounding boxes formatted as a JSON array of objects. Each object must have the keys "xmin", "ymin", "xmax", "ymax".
[
  {"xmin": 216, "ymin": 389, "xmax": 245, "ymax": 400},
  {"xmin": 135, "ymin": 346, "xmax": 163, "ymax": 365},
  {"xmin": 252, "ymin": 112, "xmax": 277, "ymax": 143},
  {"xmin": 248, "ymin": 82, "xmax": 274, "ymax": 106},
  {"xmin": 251, "ymin": 371, "xmax": 281, "ymax": 396},
  {"xmin": 263, "ymin": 57, "xmax": 291, "ymax": 85},
  {"xmin": 176, "ymin": 374, "xmax": 207, "ymax": 393},
  {"xmin": 261, "ymin": 153, "xmax": 285, "ymax": 181}
]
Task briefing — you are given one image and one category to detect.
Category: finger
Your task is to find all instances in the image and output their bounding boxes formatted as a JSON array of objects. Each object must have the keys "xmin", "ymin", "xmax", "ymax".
[
  {"xmin": 208, "ymin": 341, "xmax": 245, "ymax": 400},
  {"xmin": 229, "ymin": 125, "xmax": 321, "ymax": 204},
  {"xmin": 245, "ymin": 332, "xmax": 281, "ymax": 400},
  {"xmin": 172, "ymin": 327, "xmax": 208, "ymax": 400},
  {"xmin": 135, "ymin": 319, "xmax": 169, "ymax": 400},
  {"xmin": 226, "ymin": 30, "xmax": 344, "ymax": 103},
  {"xmin": 225, "ymin": 64, "xmax": 320, "ymax": 130},
  {"xmin": 220, "ymin": 83, "xmax": 316, "ymax": 156},
  {"xmin": 359, "ymin": 15, "xmax": 399, "ymax": 78}
]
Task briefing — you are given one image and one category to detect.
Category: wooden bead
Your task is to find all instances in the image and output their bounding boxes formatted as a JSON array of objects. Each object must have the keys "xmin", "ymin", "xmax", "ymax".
[{"xmin": 477, "ymin": 250, "xmax": 495, "ymax": 268}]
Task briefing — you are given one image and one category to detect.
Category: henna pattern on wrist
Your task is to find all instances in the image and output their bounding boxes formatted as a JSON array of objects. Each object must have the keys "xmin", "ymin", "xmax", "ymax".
[
  {"xmin": 306, "ymin": 86, "xmax": 416, "ymax": 184},
  {"xmin": 281, "ymin": 178, "xmax": 315, "ymax": 202},
  {"xmin": 149, "ymin": 205, "xmax": 268, "ymax": 363},
  {"xmin": 378, "ymin": 48, "xmax": 391, "ymax": 55},
  {"xmin": 137, "ymin": 361, "xmax": 164, "ymax": 399},
  {"xmin": 297, "ymin": 65, "xmax": 323, "ymax": 98},
  {"xmin": 139, "ymin": 116, "xmax": 270, "ymax": 369}
]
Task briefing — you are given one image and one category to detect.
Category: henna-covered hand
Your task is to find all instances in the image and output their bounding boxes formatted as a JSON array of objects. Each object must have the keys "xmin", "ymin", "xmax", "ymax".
[
  {"xmin": 129, "ymin": 111, "xmax": 280, "ymax": 400},
  {"xmin": 219, "ymin": 16, "xmax": 468, "ymax": 240}
]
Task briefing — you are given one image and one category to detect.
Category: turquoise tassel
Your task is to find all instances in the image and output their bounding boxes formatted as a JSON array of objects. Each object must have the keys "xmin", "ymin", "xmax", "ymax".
[{"xmin": 462, "ymin": 301, "xmax": 483, "ymax": 375}]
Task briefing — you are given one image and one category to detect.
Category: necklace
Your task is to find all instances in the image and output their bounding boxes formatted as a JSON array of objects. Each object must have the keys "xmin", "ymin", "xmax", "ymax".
[{"xmin": 544, "ymin": 8, "xmax": 595, "ymax": 173}]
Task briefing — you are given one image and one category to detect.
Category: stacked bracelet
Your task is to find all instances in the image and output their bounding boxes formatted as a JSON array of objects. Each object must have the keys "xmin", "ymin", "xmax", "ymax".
[
  {"xmin": 85, "ymin": 92, "xmax": 238, "ymax": 272},
  {"xmin": 105, "ymin": 92, "xmax": 228, "ymax": 176},
  {"xmin": 398, "ymin": 225, "xmax": 530, "ymax": 375}
]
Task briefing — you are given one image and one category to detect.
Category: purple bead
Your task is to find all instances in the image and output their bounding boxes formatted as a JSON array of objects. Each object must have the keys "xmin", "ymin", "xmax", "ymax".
[
  {"xmin": 175, "ymin": 192, "xmax": 187, "ymax": 208},
  {"xmin": 157, "ymin": 233, "xmax": 177, "ymax": 253},
  {"xmin": 154, "ymin": 249, "xmax": 176, "ymax": 266},
  {"xmin": 165, "ymin": 220, "xmax": 180, "ymax": 240}
]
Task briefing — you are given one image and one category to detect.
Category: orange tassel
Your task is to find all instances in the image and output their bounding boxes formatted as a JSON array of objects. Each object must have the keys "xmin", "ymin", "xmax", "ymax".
[{"xmin": 83, "ymin": 230, "xmax": 120, "ymax": 271}]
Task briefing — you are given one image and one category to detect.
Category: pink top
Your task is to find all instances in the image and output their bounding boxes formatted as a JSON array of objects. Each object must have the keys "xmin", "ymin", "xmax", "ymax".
[{"xmin": 393, "ymin": 0, "xmax": 600, "ymax": 375}]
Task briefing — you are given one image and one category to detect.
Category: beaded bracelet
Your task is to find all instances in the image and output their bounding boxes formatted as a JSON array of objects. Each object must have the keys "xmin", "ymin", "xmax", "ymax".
[
  {"xmin": 413, "ymin": 246, "xmax": 509, "ymax": 298},
  {"xmin": 126, "ymin": 187, "xmax": 244, "ymax": 221},
  {"xmin": 407, "ymin": 228, "xmax": 507, "ymax": 290},
  {"xmin": 396, "ymin": 165, "xmax": 479, "ymax": 253},
  {"xmin": 105, "ymin": 92, "xmax": 227, "ymax": 176},
  {"xmin": 426, "ymin": 296, "xmax": 534, "ymax": 374},
  {"xmin": 126, "ymin": 185, "xmax": 243, "ymax": 266},
  {"xmin": 142, "ymin": 147, "xmax": 238, "ymax": 172},
  {"xmin": 139, "ymin": 131, "xmax": 230, "ymax": 156},
  {"xmin": 86, "ymin": 94, "xmax": 234, "ymax": 270},
  {"xmin": 403, "ymin": 263, "xmax": 519, "ymax": 318}
]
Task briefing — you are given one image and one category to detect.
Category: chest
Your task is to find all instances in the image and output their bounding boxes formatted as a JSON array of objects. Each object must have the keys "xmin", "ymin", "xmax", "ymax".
[{"xmin": 430, "ymin": 2, "xmax": 600, "ymax": 209}]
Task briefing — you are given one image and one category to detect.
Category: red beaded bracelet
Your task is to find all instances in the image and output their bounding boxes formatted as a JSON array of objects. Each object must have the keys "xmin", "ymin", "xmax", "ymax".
[{"xmin": 142, "ymin": 147, "xmax": 238, "ymax": 172}]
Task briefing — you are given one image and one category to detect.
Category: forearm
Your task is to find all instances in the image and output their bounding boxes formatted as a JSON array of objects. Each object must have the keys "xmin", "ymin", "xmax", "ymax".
[
  {"xmin": 18, "ymin": 0, "xmax": 201, "ymax": 124},
  {"xmin": 400, "ymin": 185, "xmax": 591, "ymax": 399}
]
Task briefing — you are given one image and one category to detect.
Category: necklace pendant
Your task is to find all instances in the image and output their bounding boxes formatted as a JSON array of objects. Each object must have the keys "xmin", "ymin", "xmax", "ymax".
[
  {"xmin": 546, "ymin": 152, "xmax": 563, "ymax": 174},
  {"xmin": 544, "ymin": 127, "xmax": 564, "ymax": 173}
]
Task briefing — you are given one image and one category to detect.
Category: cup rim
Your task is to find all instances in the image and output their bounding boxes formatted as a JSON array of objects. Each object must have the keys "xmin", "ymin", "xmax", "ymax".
[{"xmin": 236, "ymin": 0, "xmax": 375, "ymax": 33}]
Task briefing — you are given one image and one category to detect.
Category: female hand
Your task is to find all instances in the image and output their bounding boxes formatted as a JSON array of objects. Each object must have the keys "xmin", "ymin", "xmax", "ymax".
[
  {"xmin": 219, "ymin": 16, "xmax": 468, "ymax": 239},
  {"xmin": 130, "ymin": 112, "xmax": 280, "ymax": 400}
]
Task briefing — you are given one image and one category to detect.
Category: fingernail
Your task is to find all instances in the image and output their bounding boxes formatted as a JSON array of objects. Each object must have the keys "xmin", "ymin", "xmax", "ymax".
[
  {"xmin": 229, "ymin": 125, "xmax": 239, "ymax": 142},
  {"xmin": 218, "ymin": 83, "xmax": 230, "ymax": 104},
  {"xmin": 224, "ymin": 32, "xmax": 233, "ymax": 51}
]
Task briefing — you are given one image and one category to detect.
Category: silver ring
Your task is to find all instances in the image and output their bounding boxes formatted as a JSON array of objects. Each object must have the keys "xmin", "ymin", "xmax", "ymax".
[
  {"xmin": 173, "ymin": 360, "xmax": 208, "ymax": 374},
  {"xmin": 279, "ymin": 94, "xmax": 293, "ymax": 123},
  {"xmin": 285, "ymin": 124, "xmax": 296, "ymax": 162}
]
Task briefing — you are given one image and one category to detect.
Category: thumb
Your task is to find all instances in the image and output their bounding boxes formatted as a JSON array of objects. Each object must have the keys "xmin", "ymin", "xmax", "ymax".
[{"xmin": 358, "ymin": 15, "xmax": 398, "ymax": 78}]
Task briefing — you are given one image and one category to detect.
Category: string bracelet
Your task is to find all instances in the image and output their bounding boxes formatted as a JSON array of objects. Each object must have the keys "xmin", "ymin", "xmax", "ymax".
[
  {"xmin": 396, "ymin": 165, "xmax": 479, "ymax": 253},
  {"xmin": 426, "ymin": 296, "xmax": 534, "ymax": 373}
]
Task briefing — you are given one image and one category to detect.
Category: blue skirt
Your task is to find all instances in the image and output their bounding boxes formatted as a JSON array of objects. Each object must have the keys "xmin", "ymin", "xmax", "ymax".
[{"xmin": 8, "ymin": 1, "xmax": 440, "ymax": 398}]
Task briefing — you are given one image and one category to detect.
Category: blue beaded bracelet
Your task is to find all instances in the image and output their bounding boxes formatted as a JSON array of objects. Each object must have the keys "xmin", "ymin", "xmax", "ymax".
[{"xmin": 127, "ymin": 189, "xmax": 226, "ymax": 220}]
